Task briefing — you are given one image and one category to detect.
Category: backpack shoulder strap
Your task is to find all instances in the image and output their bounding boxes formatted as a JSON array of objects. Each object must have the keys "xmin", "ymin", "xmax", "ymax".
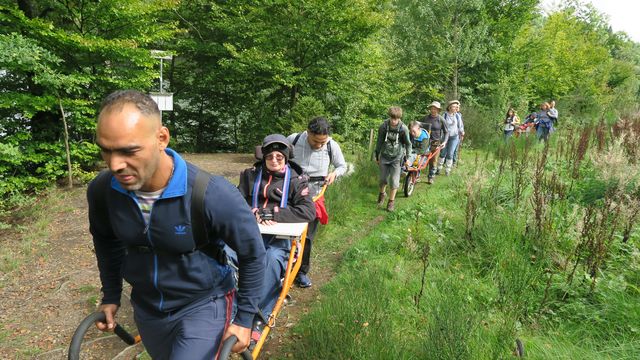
[
  {"xmin": 93, "ymin": 170, "xmax": 112, "ymax": 211},
  {"xmin": 292, "ymin": 132, "xmax": 303, "ymax": 146},
  {"xmin": 327, "ymin": 139, "xmax": 333, "ymax": 163},
  {"xmin": 191, "ymin": 168, "xmax": 227, "ymax": 265}
]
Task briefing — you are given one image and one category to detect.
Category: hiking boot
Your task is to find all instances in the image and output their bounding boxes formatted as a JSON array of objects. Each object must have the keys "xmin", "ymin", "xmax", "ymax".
[
  {"xmin": 386, "ymin": 199, "xmax": 395, "ymax": 212},
  {"xmin": 377, "ymin": 192, "xmax": 386, "ymax": 207},
  {"xmin": 427, "ymin": 177, "xmax": 434, "ymax": 185},
  {"xmin": 295, "ymin": 273, "xmax": 312, "ymax": 288}
]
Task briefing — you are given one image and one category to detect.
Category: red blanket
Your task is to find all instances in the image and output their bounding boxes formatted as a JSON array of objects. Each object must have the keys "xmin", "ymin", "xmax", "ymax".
[{"xmin": 314, "ymin": 195, "xmax": 329, "ymax": 225}]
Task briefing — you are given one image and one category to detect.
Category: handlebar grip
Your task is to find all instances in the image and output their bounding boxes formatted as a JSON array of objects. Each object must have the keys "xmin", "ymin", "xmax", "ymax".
[
  {"xmin": 68, "ymin": 312, "xmax": 137, "ymax": 360},
  {"xmin": 218, "ymin": 335, "xmax": 253, "ymax": 360}
]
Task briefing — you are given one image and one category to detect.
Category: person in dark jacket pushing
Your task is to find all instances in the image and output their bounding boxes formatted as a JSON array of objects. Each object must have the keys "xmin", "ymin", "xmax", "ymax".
[
  {"xmin": 87, "ymin": 90, "xmax": 266, "ymax": 358},
  {"xmin": 238, "ymin": 134, "xmax": 316, "ymax": 340}
]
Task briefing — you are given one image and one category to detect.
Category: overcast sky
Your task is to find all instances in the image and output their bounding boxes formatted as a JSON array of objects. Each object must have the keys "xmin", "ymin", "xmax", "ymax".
[{"xmin": 541, "ymin": 0, "xmax": 640, "ymax": 42}]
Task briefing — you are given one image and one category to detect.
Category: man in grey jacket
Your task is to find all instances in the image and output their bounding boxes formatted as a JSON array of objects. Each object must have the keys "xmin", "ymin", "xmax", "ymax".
[{"xmin": 288, "ymin": 117, "xmax": 347, "ymax": 287}]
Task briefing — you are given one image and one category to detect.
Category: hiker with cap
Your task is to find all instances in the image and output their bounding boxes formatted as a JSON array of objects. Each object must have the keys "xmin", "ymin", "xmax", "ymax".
[
  {"xmin": 237, "ymin": 134, "xmax": 315, "ymax": 340},
  {"xmin": 88, "ymin": 90, "xmax": 266, "ymax": 358},
  {"xmin": 374, "ymin": 106, "xmax": 412, "ymax": 211},
  {"xmin": 288, "ymin": 117, "xmax": 347, "ymax": 288},
  {"xmin": 420, "ymin": 101, "xmax": 448, "ymax": 184},
  {"xmin": 438, "ymin": 100, "xmax": 465, "ymax": 176}
]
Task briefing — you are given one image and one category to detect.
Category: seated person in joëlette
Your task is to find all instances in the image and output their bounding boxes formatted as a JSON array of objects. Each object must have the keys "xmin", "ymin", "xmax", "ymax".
[
  {"xmin": 407, "ymin": 120, "xmax": 430, "ymax": 168},
  {"xmin": 237, "ymin": 134, "xmax": 316, "ymax": 337}
]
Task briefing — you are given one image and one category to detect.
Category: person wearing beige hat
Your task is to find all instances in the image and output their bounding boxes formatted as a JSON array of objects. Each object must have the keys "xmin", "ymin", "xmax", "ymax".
[
  {"xmin": 438, "ymin": 100, "xmax": 465, "ymax": 175},
  {"xmin": 420, "ymin": 101, "xmax": 448, "ymax": 184}
]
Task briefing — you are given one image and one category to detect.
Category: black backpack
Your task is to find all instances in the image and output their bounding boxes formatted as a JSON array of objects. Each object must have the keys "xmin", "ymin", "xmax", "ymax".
[{"xmin": 292, "ymin": 132, "xmax": 333, "ymax": 163}]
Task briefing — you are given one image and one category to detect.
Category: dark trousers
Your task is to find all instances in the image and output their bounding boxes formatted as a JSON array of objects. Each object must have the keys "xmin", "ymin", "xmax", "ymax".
[
  {"xmin": 299, "ymin": 218, "xmax": 319, "ymax": 275},
  {"xmin": 133, "ymin": 292, "xmax": 234, "ymax": 360}
]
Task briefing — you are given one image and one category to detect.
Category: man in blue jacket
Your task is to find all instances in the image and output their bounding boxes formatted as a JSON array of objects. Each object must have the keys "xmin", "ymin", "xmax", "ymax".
[{"xmin": 87, "ymin": 90, "xmax": 265, "ymax": 358}]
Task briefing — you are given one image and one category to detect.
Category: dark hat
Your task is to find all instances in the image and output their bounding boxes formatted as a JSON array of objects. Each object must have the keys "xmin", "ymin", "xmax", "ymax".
[{"xmin": 260, "ymin": 134, "xmax": 292, "ymax": 161}]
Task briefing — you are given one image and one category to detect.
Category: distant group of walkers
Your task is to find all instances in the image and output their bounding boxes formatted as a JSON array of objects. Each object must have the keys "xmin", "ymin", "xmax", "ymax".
[
  {"xmin": 374, "ymin": 100, "xmax": 464, "ymax": 211},
  {"xmin": 502, "ymin": 100, "xmax": 559, "ymax": 142},
  {"xmin": 88, "ymin": 90, "xmax": 350, "ymax": 357}
]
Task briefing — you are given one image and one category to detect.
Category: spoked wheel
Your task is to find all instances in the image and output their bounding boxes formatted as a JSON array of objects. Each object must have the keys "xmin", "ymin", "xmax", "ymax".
[{"xmin": 404, "ymin": 172, "xmax": 416, "ymax": 197}]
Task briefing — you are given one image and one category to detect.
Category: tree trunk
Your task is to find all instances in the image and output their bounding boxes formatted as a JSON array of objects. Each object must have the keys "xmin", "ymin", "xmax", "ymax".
[
  {"xmin": 58, "ymin": 99, "xmax": 74, "ymax": 189},
  {"xmin": 452, "ymin": 57, "xmax": 459, "ymax": 100}
]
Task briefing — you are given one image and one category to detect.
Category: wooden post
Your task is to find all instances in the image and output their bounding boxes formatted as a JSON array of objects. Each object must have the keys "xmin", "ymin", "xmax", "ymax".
[{"xmin": 59, "ymin": 99, "xmax": 73, "ymax": 189}]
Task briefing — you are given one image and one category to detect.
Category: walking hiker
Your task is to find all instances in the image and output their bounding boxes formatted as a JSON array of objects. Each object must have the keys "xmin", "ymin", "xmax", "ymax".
[
  {"xmin": 549, "ymin": 100, "xmax": 559, "ymax": 126},
  {"xmin": 237, "ymin": 134, "xmax": 316, "ymax": 341},
  {"xmin": 288, "ymin": 117, "xmax": 347, "ymax": 288},
  {"xmin": 503, "ymin": 107, "xmax": 520, "ymax": 140},
  {"xmin": 438, "ymin": 100, "xmax": 464, "ymax": 175},
  {"xmin": 535, "ymin": 102, "xmax": 554, "ymax": 142},
  {"xmin": 375, "ymin": 106, "xmax": 412, "ymax": 211},
  {"xmin": 88, "ymin": 90, "xmax": 266, "ymax": 358},
  {"xmin": 449, "ymin": 100, "xmax": 465, "ymax": 167},
  {"xmin": 420, "ymin": 101, "xmax": 448, "ymax": 184}
]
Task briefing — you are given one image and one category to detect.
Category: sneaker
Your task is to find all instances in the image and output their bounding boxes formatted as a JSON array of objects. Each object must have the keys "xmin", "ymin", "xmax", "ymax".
[
  {"xmin": 427, "ymin": 177, "xmax": 434, "ymax": 185},
  {"xmin": 386, "ymin": 200, "xmax": 395, "ymax": 212},
  {"xmin": 445, "ymin": 169, "xmax": 451, "ymax": 176},
  {"xmin": 377, "ymin": 192, "xmax": 386, "ymax": 207},
  {"xmin": 295, "ymin": 273, "xmax": 312, "ymax": 288}
]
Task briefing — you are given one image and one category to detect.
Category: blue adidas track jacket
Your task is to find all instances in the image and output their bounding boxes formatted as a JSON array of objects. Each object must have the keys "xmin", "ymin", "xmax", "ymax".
[{"xmin": 87, "ymin": 149, "xmax": 265, "ymax": 328}]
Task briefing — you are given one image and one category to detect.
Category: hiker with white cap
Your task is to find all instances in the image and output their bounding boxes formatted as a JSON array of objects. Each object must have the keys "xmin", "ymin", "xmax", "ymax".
[
  {"xmin": 438, "ymin": 100, "xmax": 465, "ymax": 176},
  {"xmin": 420, "ymin": 101, "xmax": 448, "ymax": 184}
]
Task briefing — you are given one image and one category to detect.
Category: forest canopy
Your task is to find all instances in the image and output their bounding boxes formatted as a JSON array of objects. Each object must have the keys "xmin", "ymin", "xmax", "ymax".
[{"xmin": 1, "ymin": 0, "xmax": 639, "ymax": 206}]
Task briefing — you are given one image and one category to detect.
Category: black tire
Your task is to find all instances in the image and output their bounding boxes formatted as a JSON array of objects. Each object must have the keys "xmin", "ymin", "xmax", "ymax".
[
  {"xmin": 68, "ymin": 312, "xmax": 136, "ymax": 360},
  {"xmin": 219, "ymin": 335, "xmax": 254, "ymax": 360},
  {"xmin": 404, "ymin": 172, "xmax": 415, "ymax": 197}
]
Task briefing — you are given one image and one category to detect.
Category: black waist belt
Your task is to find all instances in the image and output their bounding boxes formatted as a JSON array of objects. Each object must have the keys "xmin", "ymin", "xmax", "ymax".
[
  {"xmin": 127, "ymin": 245, "xmax": 228, "ymax": 265},
  {"xmin": 309, "ymin": 176, "xmax": 326, "ymax": 182}
]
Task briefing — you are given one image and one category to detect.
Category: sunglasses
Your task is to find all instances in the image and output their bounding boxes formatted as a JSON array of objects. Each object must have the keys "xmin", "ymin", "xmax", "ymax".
[{"xmin": 265, "ymin": 153, "xmax": 285, "ymax": 161}]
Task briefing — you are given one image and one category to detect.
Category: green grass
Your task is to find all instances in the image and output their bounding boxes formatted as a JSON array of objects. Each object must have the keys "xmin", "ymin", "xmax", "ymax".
[{"xmin": 282, "ymin": 136, "xmax": 640, "ymax": 359}]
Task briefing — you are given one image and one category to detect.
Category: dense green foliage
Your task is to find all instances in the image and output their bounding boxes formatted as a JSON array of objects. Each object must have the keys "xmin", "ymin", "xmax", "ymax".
[
  {"xmin": 2, "ymin": 0, "xmax": 639, "ymax": 212},
  {"xmin": 292, "ymin": 119, "xmax": 640, "ymax": 358}
]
